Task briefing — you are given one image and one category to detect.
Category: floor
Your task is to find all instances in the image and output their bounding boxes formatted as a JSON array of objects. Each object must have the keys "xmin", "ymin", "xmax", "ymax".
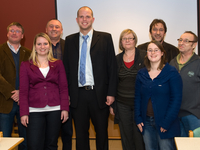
[
  {"xmin": 15, "ymin": 137, "xmax": 122, "ymax": 150},
  {"xmin": 57, "ymin": 137, "xmax": 122, "ymax": 150}
]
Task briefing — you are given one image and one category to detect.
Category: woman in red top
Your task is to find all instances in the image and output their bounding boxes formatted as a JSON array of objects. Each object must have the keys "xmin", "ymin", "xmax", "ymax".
[{"xmin": 111, "ymin": 29, "xmax": 145, "ymax": 150}]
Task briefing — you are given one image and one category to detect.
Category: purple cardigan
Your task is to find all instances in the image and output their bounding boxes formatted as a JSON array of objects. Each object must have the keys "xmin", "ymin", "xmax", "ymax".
[{"xmin": 19, "ymin": 60, "xmax": 69, "ymax": 117}]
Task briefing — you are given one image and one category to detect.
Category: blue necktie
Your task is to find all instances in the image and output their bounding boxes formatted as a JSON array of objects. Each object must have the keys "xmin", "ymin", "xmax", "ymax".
[{"xmin": 80, "ymin": 35, "xmax": 89, "ymax": 85}]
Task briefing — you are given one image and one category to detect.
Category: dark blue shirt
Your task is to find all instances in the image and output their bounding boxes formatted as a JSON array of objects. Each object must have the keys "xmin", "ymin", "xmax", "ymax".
[{"xmin": 52, "ymin": 42, "xmax": 62, "ymax": 60}]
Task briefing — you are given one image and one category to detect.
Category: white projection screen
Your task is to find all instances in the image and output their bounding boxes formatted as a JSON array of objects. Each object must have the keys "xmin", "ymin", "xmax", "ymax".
[{"xmin": 56, "ymin": 0, "xmax": 198, "ymax": 54}]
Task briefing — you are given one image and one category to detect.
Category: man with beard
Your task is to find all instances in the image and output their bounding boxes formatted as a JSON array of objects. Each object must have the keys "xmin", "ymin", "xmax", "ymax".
[
  {"xmin": 46, "ymin": 19, "xmax": 73, "ymax": 150},
  {"xmin": 137, "ymin": 19, "xmax": 179, "ymax": 62}
]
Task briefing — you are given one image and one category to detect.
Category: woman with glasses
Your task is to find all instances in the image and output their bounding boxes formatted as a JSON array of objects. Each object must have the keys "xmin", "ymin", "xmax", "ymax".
[
  {"xmin": 134, "ymin": 40, "xmax": 182, "ymax": 150},
  {"xmin": 19, "ymin": 33, "xmax": 69, "ymax": 150},
  {"xmin": 111, "ymin": 29, "xmax": 145, "ymax": 150}
]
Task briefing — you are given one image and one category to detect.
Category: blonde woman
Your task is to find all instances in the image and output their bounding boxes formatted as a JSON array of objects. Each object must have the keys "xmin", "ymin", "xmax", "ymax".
[
  {"xmin": 19, "ymin": 33, "xmax": 69, "ymax": 150},
  {"xmin": 112, "ymin": 29, "xmax": 145, "ymax": 150}
]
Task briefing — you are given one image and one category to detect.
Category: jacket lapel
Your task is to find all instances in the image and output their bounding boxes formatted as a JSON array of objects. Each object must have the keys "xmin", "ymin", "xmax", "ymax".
[
  {"xmin": 74, "ymin": 33, "xmax": 80, "ymax": 56},
  {"xmin": 30, "ymin": 62, "xmax": 44, "ymax": 78},
  {"xmin": 19, "ymin": 47, "xmax": 27, "ymax": 65},
  {"xmin": 3, "ymin": 44, "xmax": 15, "ymax": 66},
  {"xmin": 73, "ymin": 33, "xmax": 80, "ymax": 74},
  {"xmin": 47, "ymin": 61, "xmax": 55, "ymax": 78},
  {"xmin": 90, "ymin": 30, "xmax": 99, "ymax": 50}
]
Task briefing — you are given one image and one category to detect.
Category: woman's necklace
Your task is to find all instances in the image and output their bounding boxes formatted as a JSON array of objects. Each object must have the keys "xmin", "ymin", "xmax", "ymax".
[
  {"xmin": 38, "ymin": 60, "xmax": 49, "ymax": 68},
  {"xmin": 124, "ymin": 51, "xmax": 135, "ymax": 62}
]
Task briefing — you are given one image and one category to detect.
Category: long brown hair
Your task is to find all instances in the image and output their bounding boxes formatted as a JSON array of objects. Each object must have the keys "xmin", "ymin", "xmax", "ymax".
[{"xmin": 144, "ymin": 40, "xmax": 167, "ymax": 71}]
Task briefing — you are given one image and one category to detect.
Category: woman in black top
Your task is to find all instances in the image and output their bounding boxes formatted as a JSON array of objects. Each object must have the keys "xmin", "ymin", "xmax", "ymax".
[{"xmin": 111, "ymin": 29, "xmax": 145, "ymax": 150}]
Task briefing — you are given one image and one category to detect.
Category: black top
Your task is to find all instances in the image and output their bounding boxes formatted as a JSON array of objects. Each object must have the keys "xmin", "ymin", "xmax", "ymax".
[{"xmin": 116, "ymin": 48, "xmax": 146, "ymax": 105}]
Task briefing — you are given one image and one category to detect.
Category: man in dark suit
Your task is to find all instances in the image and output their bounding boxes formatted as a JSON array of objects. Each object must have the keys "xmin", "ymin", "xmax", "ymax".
[
  {"xmin": 0, "ymin": 22, "xmax": 31, "ymax": 150},
  {"xmin": 46, "ymin": 19, "xmax": 73, "ymax": 150},
  {"xmin": 137, "ymin": 19, "xmax": 179, "ymax": 62},
  {"xmin": 63, "ymin": 6, "xmax": 117, "ymax": 150}
]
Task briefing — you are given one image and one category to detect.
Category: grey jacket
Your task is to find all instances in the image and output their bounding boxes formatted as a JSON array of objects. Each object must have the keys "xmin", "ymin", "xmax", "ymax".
[{"xmin": 170, "ymin": 53, "xmax": 200, "ymax": 118}]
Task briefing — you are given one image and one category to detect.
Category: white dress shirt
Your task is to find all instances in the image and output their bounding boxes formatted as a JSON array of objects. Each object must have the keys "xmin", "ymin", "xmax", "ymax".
[{"xmin": 78, "ymin": 29, "xmax": 95, "ymax": 87}]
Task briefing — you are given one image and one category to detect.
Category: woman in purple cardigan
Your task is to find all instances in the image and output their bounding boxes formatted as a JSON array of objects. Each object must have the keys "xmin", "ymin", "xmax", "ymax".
[
  {"xmin": 134, "ymin": 40, "xmax": 182, "ymax": 150},
  {"xmin": 19, "ymin": 33, "xmax": 69, "ymax": 150}
]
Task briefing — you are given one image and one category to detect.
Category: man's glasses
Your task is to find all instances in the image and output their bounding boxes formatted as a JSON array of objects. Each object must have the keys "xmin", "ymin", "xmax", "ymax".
[
  {"xmin": 177, "ymin": 39, "xmax": 196, "ymax": 44},
  {"xmin": 9, "ymin": 29, "xmax": 22, "ymax": 34}
]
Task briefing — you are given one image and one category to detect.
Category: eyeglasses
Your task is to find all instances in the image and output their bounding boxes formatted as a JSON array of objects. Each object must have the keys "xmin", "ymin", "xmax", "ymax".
[
  {"xmin": 122, "ymin": 38, "xmax": 135, "ymax": 41},
  {"xmin": 177, "ymin": 39, "xmax": 196, "ymax": 44},
  {"xmin": 9, "ymin": 29, "xmax": 22, "ymax": 34},
  {"xmin": 147, "ymin": 49, "xmax": 161, "ymax": 53}
]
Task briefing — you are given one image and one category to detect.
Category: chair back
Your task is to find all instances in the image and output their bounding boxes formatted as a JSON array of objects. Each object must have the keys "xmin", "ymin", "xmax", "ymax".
[
  {"xmin": 0, "ymin": 131, "xmax": 3, "ymax": 137},
  {"xmin": 189, "ymin": 127, "xmax": 200, "ymax": 137}
]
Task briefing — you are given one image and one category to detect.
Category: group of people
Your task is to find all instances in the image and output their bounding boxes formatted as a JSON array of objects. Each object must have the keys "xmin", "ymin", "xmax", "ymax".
[{"xmin": 0, "ymin": 5, "xmax": 199, "ymax": 150}]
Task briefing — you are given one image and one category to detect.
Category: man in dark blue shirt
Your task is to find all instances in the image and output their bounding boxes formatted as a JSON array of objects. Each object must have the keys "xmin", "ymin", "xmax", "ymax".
[{"xmin": 46, "ymin": 19, "xmax": 72, "ymax": 150}]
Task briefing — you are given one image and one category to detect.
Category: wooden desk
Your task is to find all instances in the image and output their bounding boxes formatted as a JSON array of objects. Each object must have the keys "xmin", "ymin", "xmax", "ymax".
[
  {"xmin": 175, "ymin": 137, "xmax": 200, "ymax": 150},
  {"xmin": 0, "ymin": 137, "xmax": 24, "ymax": 150}
]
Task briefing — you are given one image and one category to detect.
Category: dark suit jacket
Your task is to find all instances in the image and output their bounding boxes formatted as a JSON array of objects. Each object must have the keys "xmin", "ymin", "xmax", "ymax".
[
  {"xmin": 63, "ymin": 30, "xmax": 117, "ymax": 109},
  {"xmin": 60, "ymin": 38, "xmax": 65, "ymax": 60},
  {"xmin": 0, "ymin": 42, "xmax": 31, "ymax": 114},
  {"xmin": 137, "ymin": 41, "xmax": 179, "ymax": 63},
  {"xmin": 19, "ymin": 60, "xmax": 69, "ymax": 117}
]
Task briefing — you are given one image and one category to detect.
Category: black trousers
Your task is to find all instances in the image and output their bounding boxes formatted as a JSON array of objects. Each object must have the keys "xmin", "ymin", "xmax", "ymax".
[
  {"xmin": 26, "ymin": 110, "xmax": 62, "ymax": 150},
  {"xmin": 71, "ymin": 88, "xmax": 109, "ymax": 150},
  {"xmin": 117, "ymin": 102, "xmax": 145, "ymax": 150},
  {"xmin": 61, "ymin": 109, "xmax": 73, "ymax": 150}
]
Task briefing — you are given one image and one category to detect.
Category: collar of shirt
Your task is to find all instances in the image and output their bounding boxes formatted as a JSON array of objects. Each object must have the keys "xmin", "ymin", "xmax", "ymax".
[
  {"xmin": 52, "ymin": 41, "xmax": 60, "ymax": 49},
  {"xmin": 7, "ymin": 41, "xmax": 21, "ymax": 54},
  {"xmin": 79, "ymin": 29, "xmax": 93, "ymax": 43},
  {"xmin": 177, "ymin": 52, "xmax": 194, "ymax": 71}
]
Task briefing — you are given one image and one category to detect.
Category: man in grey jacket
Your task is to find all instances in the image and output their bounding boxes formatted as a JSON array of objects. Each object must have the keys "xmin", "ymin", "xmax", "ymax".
[{"xmin": 170, "ymin": 31, "xmax": 200, "ymax": 137}]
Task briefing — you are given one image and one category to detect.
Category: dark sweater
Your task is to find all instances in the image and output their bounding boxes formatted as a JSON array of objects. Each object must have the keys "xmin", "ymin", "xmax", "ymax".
[
  {"xmin": 11, "ymin": 50, "xmax": 20, "ymax": 90},
  {"xmin": 112, "ymin": 48, "xmax": 146, "ymax": 124},
  {"xmin": 116, "ymin": 48, "xmax": 146, "ymax": 105}
]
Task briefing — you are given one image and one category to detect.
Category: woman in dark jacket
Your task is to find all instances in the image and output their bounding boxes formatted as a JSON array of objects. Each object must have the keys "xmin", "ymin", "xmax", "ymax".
[
  {"xmin": 134, "ymin": 40, "xmax": 182, "ymax": 150},
  {"xmin": 111, "ymin": 29, "xmax": 145, "ymax": 150}
]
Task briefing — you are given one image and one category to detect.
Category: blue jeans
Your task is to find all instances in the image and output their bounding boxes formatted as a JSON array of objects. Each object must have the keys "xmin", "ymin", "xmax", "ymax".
[
  {"xmin": 0, "ymin": 101, "xmax": 27, "ymax": 150},
  {"xmin": 143, "ymin": 116, "xmax": 175, "ymax": 150},
  {"xmin": 179, "ymin": 115, "xmax": 200, "ymax": 137}
]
